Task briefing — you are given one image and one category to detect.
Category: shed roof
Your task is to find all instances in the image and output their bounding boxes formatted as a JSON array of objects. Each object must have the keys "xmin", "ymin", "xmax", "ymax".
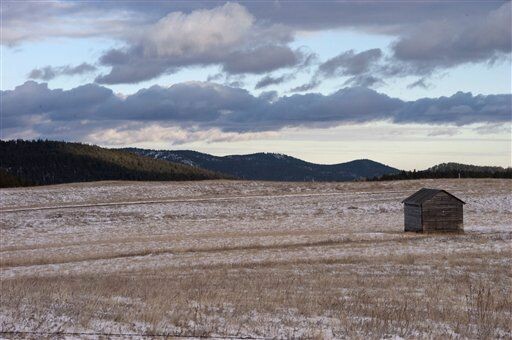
[{"xmin": 401, "ymin": 188, "xmax": 465, "ymax": 206}]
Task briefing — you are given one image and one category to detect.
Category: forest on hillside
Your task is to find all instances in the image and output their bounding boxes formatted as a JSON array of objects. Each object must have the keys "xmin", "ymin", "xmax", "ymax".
[
  {"xmin": 372, "ymin": 162, "xmax": 512, "ymax": 181},
  {"xmin": 0, "ymin": 140, "xmax": 224, "ymax": 187}
]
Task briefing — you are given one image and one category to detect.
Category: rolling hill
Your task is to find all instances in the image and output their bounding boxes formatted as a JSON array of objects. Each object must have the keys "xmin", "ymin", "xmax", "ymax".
[
  {"xmin": 428, "ymin": 162, "xmax": 509, "ymax": 173},
  {"xmin": 126, "ymin": 148, "xmax": 400, "ymax": 181},
  {"xmin": 0, "ymin": 140, "xmax": 224, "ymax": 187}
]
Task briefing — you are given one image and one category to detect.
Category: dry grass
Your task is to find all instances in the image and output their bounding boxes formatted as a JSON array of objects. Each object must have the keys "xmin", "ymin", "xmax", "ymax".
[
  {"xmin": 1, "ymin": 179, "xmax": 511, "ymax": 338},
  {"xmin": 2, "ymin": 256, "xmax": 510, "ymax": 338}
]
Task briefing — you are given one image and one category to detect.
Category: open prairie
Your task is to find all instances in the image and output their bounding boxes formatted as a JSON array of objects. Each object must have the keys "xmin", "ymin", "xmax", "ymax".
[{"xmin": 1, "ymin": 179, "xmax": 511, "ymax": 338}]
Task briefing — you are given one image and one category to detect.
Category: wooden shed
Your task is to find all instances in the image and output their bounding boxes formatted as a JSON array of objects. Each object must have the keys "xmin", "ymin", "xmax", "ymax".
[{"xmin": 402, "ymin": 188, "xmax": 465, "ymax": 232}]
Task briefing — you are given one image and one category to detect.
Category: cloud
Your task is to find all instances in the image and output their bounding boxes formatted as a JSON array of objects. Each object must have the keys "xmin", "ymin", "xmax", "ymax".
[
  {"xmin": 28, "ymin": 63, "xmax": 97, "ymax": 81},
  {"xmin": 255, "ymin": 74, "xmax": 294, "ymax": 89},
  {"xmin": 88, "ymin": 125, "xmax": 279, "ymax": 146},
  {"xmin": 289, "ymin": 80, "xmax": 320, "ymax": 92},
  {"xmin": 241, "ymin": 1, "xmax": 504, "ymax": 33},
  {"xmin": 95, "ymin": 59, "xmax": 171, "ymax": 84},
  {"xmin": 474, "ymin": 122, "xmax": 511, "ymax": 135},
  {"xmin": 4, "ymin": 1, "xmax": 500, "ymax": 45},
  {"xmin": 395, "ymin": 91, "xmax": 512, "ymax": 125},
  {"xmin": 297, "ymin": 3, "xmax": 510, "ymax": 87},
  {"xmin": 28, "ymin": 67, "xmax": 57, "ymax": 82},
  {"xmin": 318, "ymin": 49, "xmax": 382, "ymax": 77},
  {"xmin": 343, "ymin": 75, "xmax": 384, "ymax": 88},
  {"xmin": 222, "ymin": 45, "xmax": 300, "ymax": 74},
  {"xmin": 3, "ymin": 81, "xmax": 510, "ymax": 144},
  {"xmin": 407, "ymin": 77, "xmax": 431, "ymax": 89},
  {"xmin": 297, "ymin": 48, "xmax": 384, "ymax": 91},
  {"xmin": 1, "ymin": 1, "xmax": 145, "ymax": 46},
  {"xmin": 142, "ymin": 3, "xmax": 255, "ymax": 57},
  {"xmin": 288, "ymin": 2, "xmax": 510, "ymax": 85},
  {"xmin": 207, "ymin": 73, "xmax": 224, "ymax": 82},
  {"xmin": 427, "ymin": 128, "xmax": 459, "ymax": 137},
  {"xmin": 6, "ymin": 2, "xmax": 507, "ymax": 85},
  {"xmin": 391, "ymin": 2, "xmax": 511, "ymax": 74},
  {"xmin": 206, "ymin": 73, "xmax": 247, "ymax": 88},
  {"xmin": 94, "ymin": 3, "xmax": 303, "ymax": 84}
]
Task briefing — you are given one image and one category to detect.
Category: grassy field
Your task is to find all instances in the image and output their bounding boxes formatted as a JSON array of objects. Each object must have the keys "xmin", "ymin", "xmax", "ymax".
[{"xmin": 1, "ymin": 179, "xmax": 511, "ymax": 338}]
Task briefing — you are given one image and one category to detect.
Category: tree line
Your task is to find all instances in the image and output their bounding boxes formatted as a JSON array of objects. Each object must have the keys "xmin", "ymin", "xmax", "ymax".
[
  {"xmin": 0, "ymin": 140, "xmax": 224, "ymax": 187},
  {"xmin": 371, "ymin": 168, "xmax": 512, "ymax": 181}
]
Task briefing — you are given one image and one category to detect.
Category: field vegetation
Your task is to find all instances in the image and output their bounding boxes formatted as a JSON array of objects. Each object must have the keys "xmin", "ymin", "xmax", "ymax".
[{"xmin": 1, "ymin": 179, "xmax": 510, "ymax": 338}]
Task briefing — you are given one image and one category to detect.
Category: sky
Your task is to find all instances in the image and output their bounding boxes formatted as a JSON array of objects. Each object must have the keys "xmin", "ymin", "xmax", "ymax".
[{"xmin": 1, "ymin": 0, "xmax": 511, "ymax": 170}]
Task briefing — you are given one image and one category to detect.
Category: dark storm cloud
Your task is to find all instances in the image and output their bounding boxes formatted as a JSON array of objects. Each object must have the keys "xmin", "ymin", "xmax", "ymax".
[
  {"xmin": 28, "ymin": 63, "xmax": 97, "ymax": 81},
  {"xmin": 3, "ymin": 81, "xmax": 510, "ymax": 139}
]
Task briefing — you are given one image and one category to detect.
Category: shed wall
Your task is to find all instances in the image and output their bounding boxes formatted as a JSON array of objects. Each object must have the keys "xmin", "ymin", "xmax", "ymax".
[
  {"xmin": 421, "ymin": 191, "xmax": 463, "ymax": 231},
  {"xmin": 404, "ymin": 204, "xmax": 422, "ymax": 231}
]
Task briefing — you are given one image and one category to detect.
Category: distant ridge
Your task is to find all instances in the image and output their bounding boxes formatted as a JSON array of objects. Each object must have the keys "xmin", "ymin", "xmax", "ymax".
[
  {"xmin": 125, "ymin": 148, "xmax": 400, "ymax": 182},
  {"xmin": 4, "ymin": 140, "xmax": 505, "ymax": 188},
  {"xmin": 372, "ymin": 162, "xmax": 512, "ymax": 181},
  {"xmin": 428, "ymin": 162, "xmax": 509, "ymax": 173},
  {"xmin": 0, "ymin": 140, "xmax": 224, "ymax": 187}
]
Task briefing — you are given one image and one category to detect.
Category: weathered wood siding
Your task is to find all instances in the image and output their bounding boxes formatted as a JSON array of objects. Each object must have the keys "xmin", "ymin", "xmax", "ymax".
[
  {"xmin": 404, "ymin": 204, "xmax": 422, "ymax": 231},
  {"xmin": 421, "ymin": 191, "xmax": 463, "ymax": 231}
]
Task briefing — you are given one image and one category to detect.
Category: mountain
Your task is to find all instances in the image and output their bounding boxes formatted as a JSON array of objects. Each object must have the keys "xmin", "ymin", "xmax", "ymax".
[
  {"xmin": 125, "ymin": 148, "xmax": 400, "ymax": 181},
  {"xmin": 0, "ymin": 140, "xmax": 224, "ymax": 187},
  {"xmin": 373, "ymin": 162, "xmax": 511, "ymax": 181}
]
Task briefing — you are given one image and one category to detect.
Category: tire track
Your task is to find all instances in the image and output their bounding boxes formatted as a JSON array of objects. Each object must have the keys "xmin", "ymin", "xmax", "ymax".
[
  {"xmin": 0, "ymin": 235, "xmax": 420, "ymax": 269},
  {"xmin": 0, "ymin": 190, "xmax": 406, "ymax": 213}
]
